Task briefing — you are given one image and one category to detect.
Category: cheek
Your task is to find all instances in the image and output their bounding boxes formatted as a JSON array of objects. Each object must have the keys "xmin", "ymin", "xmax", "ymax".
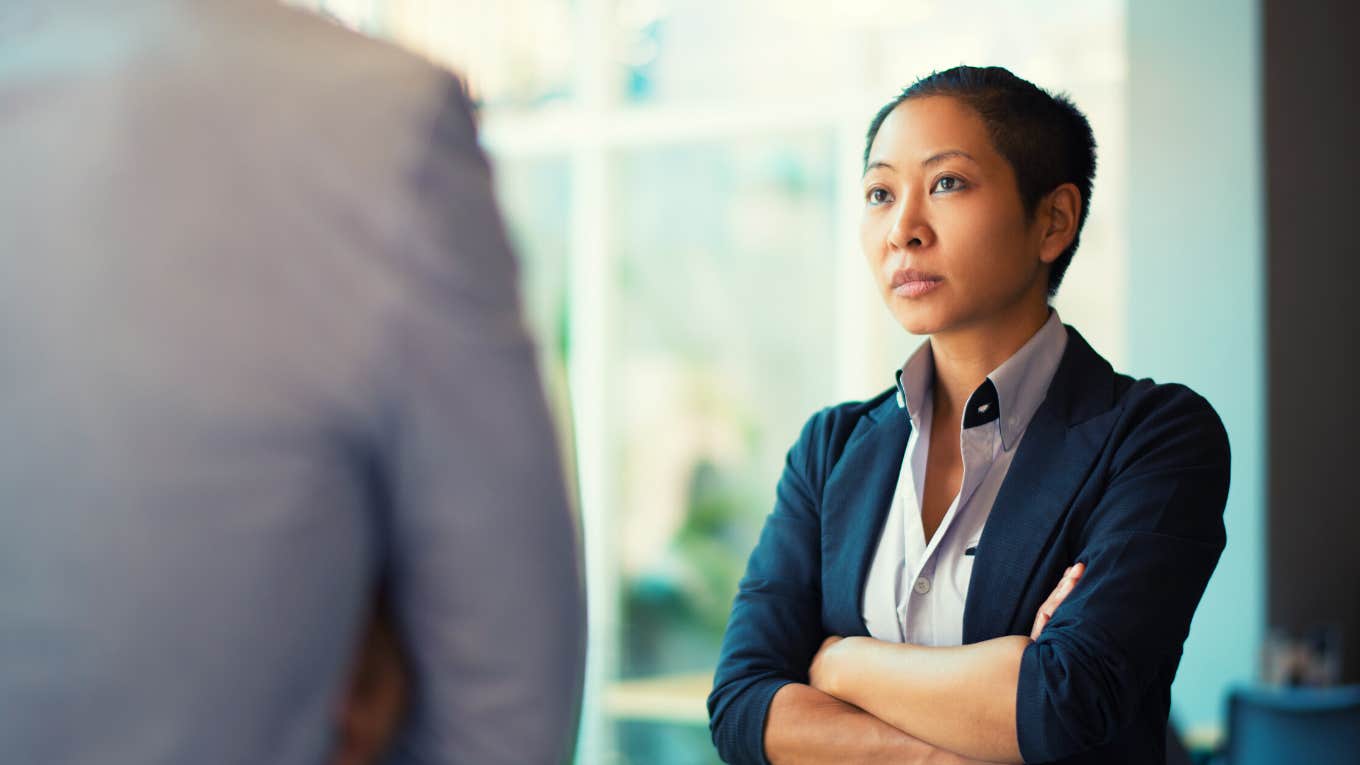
[
  {"xmin": 953, "ymin": 211, "xmax": 1031, "ymax": 279},
  {"xmin": 859, "ymin": 217, "xmax": 885, "ymax": 263}
]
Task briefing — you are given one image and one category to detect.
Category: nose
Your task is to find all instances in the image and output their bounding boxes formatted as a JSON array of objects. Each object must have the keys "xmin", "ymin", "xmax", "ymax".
[{"xmin": 887, "ymin": 191, "xmax": 933, "ymax": 251}]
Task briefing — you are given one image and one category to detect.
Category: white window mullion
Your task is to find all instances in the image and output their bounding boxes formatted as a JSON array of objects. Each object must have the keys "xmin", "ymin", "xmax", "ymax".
[{"xmin": 570, "ymin": 0, "xmax": 618, "ymax": 761}]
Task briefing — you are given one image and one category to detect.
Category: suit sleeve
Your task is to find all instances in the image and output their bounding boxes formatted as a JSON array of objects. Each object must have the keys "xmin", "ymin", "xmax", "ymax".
[
  {"xmin": 376, "ymin": 80, "xmax": 585, "ymax": 765},
  {"xmin": 708, "ymin": 411, "xmax": 831, "ymax": 765},
  {"xmin": 1015, "ymin": 386, "xmax": 1230, "ymax": 762}
]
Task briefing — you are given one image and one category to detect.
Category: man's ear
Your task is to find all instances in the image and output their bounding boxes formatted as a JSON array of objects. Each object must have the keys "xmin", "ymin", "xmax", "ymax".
[{"xmin": 1038, "ymin": 183, "xmax": 1082, "ymax": 265}]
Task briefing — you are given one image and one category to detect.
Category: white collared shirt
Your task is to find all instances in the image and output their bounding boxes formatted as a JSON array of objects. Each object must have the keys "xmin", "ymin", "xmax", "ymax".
[{"xmin": 861, "ymin": 309, "xmax": 1069, "ymax": 646}]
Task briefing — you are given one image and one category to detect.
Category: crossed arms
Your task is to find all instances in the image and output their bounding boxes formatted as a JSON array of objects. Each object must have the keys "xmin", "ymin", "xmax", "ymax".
[
  {"xmin": 764, "ymin": 566, "xmax": 1084, "ymax": 765},
  {"xmin": 708, "ymin": 389, "xmax": 1230, "ymax": 764}
]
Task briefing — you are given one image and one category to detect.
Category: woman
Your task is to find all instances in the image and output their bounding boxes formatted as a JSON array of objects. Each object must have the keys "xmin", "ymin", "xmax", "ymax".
[{"xmin": 707, "ymin": 66, "xmax": 1230, "ymax": 765}]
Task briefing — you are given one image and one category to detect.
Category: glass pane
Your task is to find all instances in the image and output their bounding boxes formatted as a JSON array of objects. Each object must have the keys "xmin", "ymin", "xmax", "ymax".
[
  {"xmin": 288, "ymin": 0, "xmax": 576, "ymax": 112},
  {"xmin": 605, "ymin": 133, "xmax": 839, "ymax": 762},
  {"xmin": 491, "ymin": 156, "xmax": 573, "ymax": 433},
  {"xmin": 386, "ymin": 0, "xmax": 576, "ymax": 113},
  {"xmin": 611, "ymin": 0, "xmax": 1122, "ymax": 111},
  {"xmin": 612, "ymin": 0, "xmax": 863, "ymax": 106}
]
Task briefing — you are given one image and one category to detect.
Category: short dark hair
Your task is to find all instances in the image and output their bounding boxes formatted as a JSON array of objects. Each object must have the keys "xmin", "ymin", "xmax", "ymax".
[{"xmin": 864, "ymin": 66, "xmax": 1097, "ymax": 297}]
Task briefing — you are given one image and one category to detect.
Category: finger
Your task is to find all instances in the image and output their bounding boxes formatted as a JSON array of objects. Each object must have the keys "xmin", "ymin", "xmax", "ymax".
[
  {"xmin": 1030, "ymin": 597, "xmax": 1057, "ymax": 640},
  {"xmin": 1054, "ymin": 563, "xmax": 1085, "ymax": 604},
  {"xmin": 1030, "ymin": 612, "xmax": 1048, "ymax": 641},
  {"xmin": 1045, "ymin": 580, "xmax": 1075, "ymax": 615},
  {"xmin": 1031, "ymin": 565, "xmax": 1084, "ymax": 640},
  {"xmin": 1054, "ymin": 563, "xmax": 1085, "ymax": 598},
  {"xmin": 1039, "ymin": 579, "xmax": 1069, "ymax": 616}
]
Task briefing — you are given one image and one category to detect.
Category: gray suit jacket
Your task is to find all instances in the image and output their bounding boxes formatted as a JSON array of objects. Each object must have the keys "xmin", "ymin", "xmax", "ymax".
[{"xmin": 0, "ymin": 2, "xmax": 584, "ymax": 763}]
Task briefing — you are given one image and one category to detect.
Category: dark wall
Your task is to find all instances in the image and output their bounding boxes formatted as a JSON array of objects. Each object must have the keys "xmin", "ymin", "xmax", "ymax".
[{"xmin": 1265, "ymin": 0, "xmax": 1360, "ymax": 682}]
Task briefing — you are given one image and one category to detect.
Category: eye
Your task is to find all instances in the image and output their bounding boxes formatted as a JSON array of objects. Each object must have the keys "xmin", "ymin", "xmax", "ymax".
[
  {"xmin": 931, "ymin": 175, "xmax": 966, "ymax": 193},
  {"xmin": 866, "ymin": 187, "xmax": 892, "ymax": 205}
]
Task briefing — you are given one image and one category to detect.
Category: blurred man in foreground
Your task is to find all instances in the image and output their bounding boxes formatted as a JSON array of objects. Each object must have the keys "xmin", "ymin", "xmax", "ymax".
[{"xmin": 0, "ymin": 1, "xmax": 585, "ymax": 762}]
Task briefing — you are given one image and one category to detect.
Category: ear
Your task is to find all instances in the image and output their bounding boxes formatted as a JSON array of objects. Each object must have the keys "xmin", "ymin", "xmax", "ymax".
[{"xmin": 1037, "ymin": 183, "xmax": 1082, "ymax": 265}]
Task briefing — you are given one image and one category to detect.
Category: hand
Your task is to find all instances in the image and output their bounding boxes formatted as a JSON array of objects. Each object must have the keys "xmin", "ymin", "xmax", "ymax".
[
  {"xmin": 330, "ymin": 611, "xmax": 409, "ymax": 765},
  {"xmin": 807, "ymin": 635, "xmax": 845, "ymax": 694},
  {"xmin": 1029, "ymin": 562, "xmax": 1085, "ymax": 640}
]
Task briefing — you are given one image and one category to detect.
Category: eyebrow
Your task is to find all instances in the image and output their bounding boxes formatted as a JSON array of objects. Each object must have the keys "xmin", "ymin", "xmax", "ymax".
[
  {"xmin": 923, "ymin": 150, "xmax": 977, "ymax": 168},
  {"xmin": 863, "ymin": 150, "xmax": 978, "ymax": 177}
]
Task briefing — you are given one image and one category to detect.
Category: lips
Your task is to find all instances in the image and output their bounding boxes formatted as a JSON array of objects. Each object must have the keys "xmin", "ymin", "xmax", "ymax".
[
  {"xmin": 890, "ymin": 268, "xmax": 943, "ymax": 298},
  {"xmin": 891, "ymin": 268, "xmax": 942, "ymax": 287}
]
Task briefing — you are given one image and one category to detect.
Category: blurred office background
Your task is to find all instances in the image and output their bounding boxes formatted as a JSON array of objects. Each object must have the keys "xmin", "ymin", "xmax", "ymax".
[{"xmin": 290, "ymin": 0, "xmax": 1356, "ymax": 762}]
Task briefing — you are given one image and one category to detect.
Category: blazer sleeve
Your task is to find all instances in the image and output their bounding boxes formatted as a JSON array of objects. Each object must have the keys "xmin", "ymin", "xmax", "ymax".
[
  {"xmin": 1015, "ymin": 384, "xmax": 1231, "ymax": 762},
  {"xmin": 707, "ymin": 410, "xmax": 833, "ymax": 765},
  {"xmin": 376, "ymin": 80, "xmax": 585, "ymax": 765}
]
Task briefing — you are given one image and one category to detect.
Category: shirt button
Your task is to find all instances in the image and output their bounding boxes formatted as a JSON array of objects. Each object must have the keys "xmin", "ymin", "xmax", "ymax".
[{"xmin": 913, "ymin": 576, "xmax": 931, "ymax": 595}]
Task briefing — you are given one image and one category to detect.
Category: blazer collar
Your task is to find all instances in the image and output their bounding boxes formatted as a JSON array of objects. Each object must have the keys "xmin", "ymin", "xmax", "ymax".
[
  {"xmin": 894, "ymin": 309, "xmax": 1069, "ymax": 452},
  {"xmin": 962, "ymin": 325, "xmax": 1122, "ymax": 641},
  {"xmin": 817, "ymin": 324, "xmax": 1120, "ymax": 640}
]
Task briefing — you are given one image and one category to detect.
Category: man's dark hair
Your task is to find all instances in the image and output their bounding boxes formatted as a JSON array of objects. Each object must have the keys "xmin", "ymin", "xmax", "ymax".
[{"xmin": 864, "ymin": 65, "xmax": 1097, "ymax": 297}]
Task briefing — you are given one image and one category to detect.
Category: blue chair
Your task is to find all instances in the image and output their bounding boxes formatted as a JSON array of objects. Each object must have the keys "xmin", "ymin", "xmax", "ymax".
[{"xmin": 1223, "ymin": 685, "xmax": 1360, "ymax": 765}]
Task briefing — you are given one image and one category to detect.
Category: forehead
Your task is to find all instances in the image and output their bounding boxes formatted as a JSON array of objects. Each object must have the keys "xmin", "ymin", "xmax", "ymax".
[{"xmin": 867, "ymin": 96, "xmax": 998, "ymax": 168}]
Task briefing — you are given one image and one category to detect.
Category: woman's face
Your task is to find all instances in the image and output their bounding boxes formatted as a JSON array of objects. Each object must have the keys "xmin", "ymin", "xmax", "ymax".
[{"xmin": 860, "ymin": 95, "xmax": 1056, "ymax": 337}]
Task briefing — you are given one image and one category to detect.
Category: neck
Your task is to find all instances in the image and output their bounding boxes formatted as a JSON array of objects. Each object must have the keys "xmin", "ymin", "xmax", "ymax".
[{"xmin": 929, "ymin": 295, "xmax": 1052, "ymax": 419}]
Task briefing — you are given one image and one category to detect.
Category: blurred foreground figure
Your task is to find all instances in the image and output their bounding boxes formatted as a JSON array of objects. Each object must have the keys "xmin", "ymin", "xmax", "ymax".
[{"xmin": 0, "ymin": 1, "xmax": 585, "ymax": 763}]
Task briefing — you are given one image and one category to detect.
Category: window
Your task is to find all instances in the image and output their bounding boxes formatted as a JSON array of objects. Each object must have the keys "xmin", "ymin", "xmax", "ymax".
[{"xmin": 291, "ymin": 2, "xmax": 1127, "ymax": 761}]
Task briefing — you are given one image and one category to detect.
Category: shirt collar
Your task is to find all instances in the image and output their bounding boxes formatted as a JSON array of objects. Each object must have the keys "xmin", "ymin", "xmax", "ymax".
[{"xmin": 894, "ymin": 309, "xmax": 1069, "ymax": 451}]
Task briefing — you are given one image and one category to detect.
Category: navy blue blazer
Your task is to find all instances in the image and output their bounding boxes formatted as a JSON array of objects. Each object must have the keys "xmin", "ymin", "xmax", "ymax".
[{"xmin": 708, "ymin": 326, "xmax": 1230, "ymax": 764}]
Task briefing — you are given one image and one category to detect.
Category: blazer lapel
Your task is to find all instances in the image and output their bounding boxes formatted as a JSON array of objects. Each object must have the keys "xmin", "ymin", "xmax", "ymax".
[
  {"xmin": 821, "ymin": 394, "xmax": 911, "ymax": 638},
  {"xmin": 962, "ymin": 327, "xmax": 1122, "ymax": 642}
]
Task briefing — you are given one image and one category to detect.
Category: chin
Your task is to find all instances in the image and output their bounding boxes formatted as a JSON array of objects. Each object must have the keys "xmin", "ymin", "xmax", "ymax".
[{"xmin": 888, "ymin": 300, "xmax": 949, "ymax": 337}]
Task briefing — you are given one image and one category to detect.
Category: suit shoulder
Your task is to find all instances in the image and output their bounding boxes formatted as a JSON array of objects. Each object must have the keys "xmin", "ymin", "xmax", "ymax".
[
  {"xmin": 1118, "ymin": 377, "xmax": 1225, "ymax": 427},
  {"xmin": 196, "ymin": 2, "xmax": 469, "ymax": 173},
  {"xmin": 220, "ymin": 5, "xmax": 488, "ymax": 275},
  {"xmin": 1111, "ymin": 376, "xmax": 1231, "ymax": 469},
  {"xmin": 793, "ymin": 387, "xmax": 896, "ymax": 462},
  {"xmin": 257, "ymin": 3, "xmax": 453, "ymax": 92}
]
